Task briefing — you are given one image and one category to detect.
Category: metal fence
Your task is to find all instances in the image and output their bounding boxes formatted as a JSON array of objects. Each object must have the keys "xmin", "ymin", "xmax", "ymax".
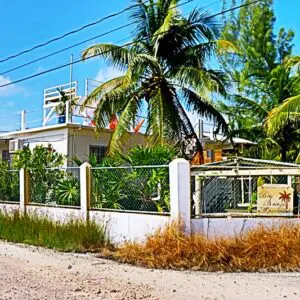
[
  {"xmin": 191, "ymin": 174, "xmax": 298, "ymax": 216},
  {"xmin": 91, "ymin": 165, "xmax": 170, "ymax": 213},
  {"xmin": 29, "ymin": 167, "xmax": 80, "ymax": 207},
  {"xmin": 0, "ymin": 170, "xmax": 19, "ymax": 202}
]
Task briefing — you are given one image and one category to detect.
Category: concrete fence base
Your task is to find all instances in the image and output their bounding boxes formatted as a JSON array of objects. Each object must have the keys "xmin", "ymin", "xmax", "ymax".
[{"xmin": 0, "ymin": 159, "xmax": 299, "ymax": 244}]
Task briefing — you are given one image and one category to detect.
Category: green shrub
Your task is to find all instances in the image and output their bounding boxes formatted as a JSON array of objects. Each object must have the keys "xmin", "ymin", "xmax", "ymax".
[
  {"xmin": 75, "ymin": 145, "xmax": 177, "ymax": 212},
  {"xmin": 0, "ymin": 161, "xmax": 19, "ymax": 202},
  {"xmin": 0, "ymin": 211, "xmax": 109, "ymax": 252},
  {"xmin": 54, "ymin": 175, "xmax": 80, "ymax": 206},
  {"xmin": 13, "ymin": 145, "xmax": 65, "ymax": 204}
]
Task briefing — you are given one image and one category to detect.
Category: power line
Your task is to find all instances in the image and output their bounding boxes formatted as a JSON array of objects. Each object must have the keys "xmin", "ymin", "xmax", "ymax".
[
  {"xmin": 0, "ymin": 23, "xmax": 133, "ymax": 76},
  {"xmin": 0, "ymin": 0, "xmax": 196, "ymax": 76},
  {"xmin": 0, "ymin": 0, "xmax": 151, "ymax": 64},
  {"xmin": 0, "ymin": 0, "xmax": 261, "ymax": 89}
]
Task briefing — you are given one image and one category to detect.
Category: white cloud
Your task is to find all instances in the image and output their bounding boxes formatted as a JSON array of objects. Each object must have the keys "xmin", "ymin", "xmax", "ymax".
[
  {"xmin": 0, "ymin": 75, "xmax": 23, "ymax": 97},
  {"xmin": 95, "ymin": 67, "xmax": 125, "ymax": 82}
]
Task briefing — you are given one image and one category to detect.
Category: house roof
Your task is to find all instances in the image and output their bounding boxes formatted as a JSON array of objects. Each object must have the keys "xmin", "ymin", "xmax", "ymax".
[
  {"xmin": 192, "ymin": 157, "xmax": 300, "ymax": 170},
  {"xmin": 0, "ymin": 123, "xmax": 110, "ymax": 139}
]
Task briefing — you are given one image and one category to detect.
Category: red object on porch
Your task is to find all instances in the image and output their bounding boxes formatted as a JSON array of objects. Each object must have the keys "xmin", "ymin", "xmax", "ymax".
[
  {"xmin": 134, "ymin": 119, "xmax": 145, "ymax": 133},
  {"xmin": 109, "ymin": 114, "xmax": 118, "ymax": 130}
]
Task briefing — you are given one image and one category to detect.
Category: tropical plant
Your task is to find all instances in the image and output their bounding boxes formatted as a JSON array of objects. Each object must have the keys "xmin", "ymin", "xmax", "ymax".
[
  {"xmin": 55, "ymin": 90, "xmax": 78, "ymax": 117},
  {"xmin": 220, "ymin": 0, "xmax": 300, "ymax": 162},
  {"xmin": 265, "ymin": 57, "xmax": 300, "ymax": 140},
  {"xmin": 0, "ymin": 160, "xmax": 19, "ymax": 202},
  {"xmin": 13, "ymin": 145, "xmax": 65, "ymax": 203},
  {"xmin": 54, "ymin": 175, "xmax": 80, "ymax": 206},
  {"xmin": 74, "ymin": 144, "xmax": 177, "ymax": 211},
  {"xmin": 81, "ymin": 0, "xmax": 229, "ymax": 161}
]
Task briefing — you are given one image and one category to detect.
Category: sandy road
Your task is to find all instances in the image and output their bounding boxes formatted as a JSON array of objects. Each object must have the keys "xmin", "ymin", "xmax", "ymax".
[{"xmin": 0, "ymin": 241, "xmax": 299, "ymax": 300}]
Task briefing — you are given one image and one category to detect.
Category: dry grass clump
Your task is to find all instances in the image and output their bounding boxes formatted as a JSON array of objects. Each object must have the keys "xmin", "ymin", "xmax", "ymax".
[{"xmin": 114, "ymin": 222, "xmax": 300, "ymax": 272}]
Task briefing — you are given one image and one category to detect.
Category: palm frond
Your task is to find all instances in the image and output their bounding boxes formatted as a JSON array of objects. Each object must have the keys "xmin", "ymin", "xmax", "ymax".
[
  {"xmin": 82, "ymin": 44, "xmax": 136, "ymax": 71},
  {"xmin": 285, "ymin": 56, "xmax": 300, "ymax": 68},
  {"xmin": 233, "ymin": 95, "xmax": 268, "ymax": 118},
  {"xmin": 81, "ymin": 76, "xmax": 126, "ymax": 108},
  {"xmin": 216, "ymin": 39, "xmax": 238, "ymax": 54},
  {"xmin": 152, "ymin": 0, "xmax": 178, "ymax": 56},
  {"xmin": 92, "ymin": 82, "xmax": 140, "ymax": 128},
  {"xmin": 266, "ymin": 94, "xmax": 300, "ymax": 135},
  {"xmin": 180, "ymin": 87, "xmax": 228, "ymax": 135},
  {"xmin": 171, "ymin": 66, "xmax": 229, "ymax": 96},
  {"xmin": 186, "ymin": 8, "xmax": 219, "ymax": 42},
  {"xmin": 108, "ymin": 95, "xmax": 142, "ymax": 154}
]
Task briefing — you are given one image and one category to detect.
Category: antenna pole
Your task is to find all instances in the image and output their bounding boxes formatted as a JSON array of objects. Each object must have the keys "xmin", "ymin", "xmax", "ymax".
[{"xmin": 67, "ymin": 54, "xmax": 73, "ymax": 123}]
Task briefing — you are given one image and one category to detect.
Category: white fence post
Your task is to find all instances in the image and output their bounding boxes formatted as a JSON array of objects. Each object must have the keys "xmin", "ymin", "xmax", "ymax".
[
  {"xmin": 287, "ymin": 176, "xmax": 292, "ymax": 187},
  {"xmin": 80, "ymin": 162, "xmax": 91, "ymax": 221},
  {"xmin": 19, "ymin": 168, "xmax": 30, "ymax": 213},
  {"xmin": 194, "ymin": 176, "xmax": 202, "ymax": 218},
  {"xmin": 169, "ymin": 158, "xmax": 191, "ymax": 233}
]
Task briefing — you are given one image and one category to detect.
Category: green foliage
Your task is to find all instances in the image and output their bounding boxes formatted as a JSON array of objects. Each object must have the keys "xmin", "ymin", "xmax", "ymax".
[
  {"xmin": 248, "ymin": 192, "xmax": 257, "ymax": 213},
  {"xmin": 117, "ymin": 144, "xmax": 177, "ymax": 165},
  {"xmin": 0, "ymin": 211, "xmax": 109, "ymax": 252},
  {"xmin": 76, "ymin": 145, "xmax": 177, "ymax": 212},
  {"xmin": 13, "ymin": 145, "xmax": 65, "ymax": 203},
  {"xmin": 54, "ymin": 175, "xmax": 80, "ymax": 206},
  {"xmin": 82, "ymin": 0, "xmax": 229, "ymax": 159},
  {"xmin": 220, "ymin": 0, "xmax": 300, "ymax": 162},
  {"xmin": 55, "ymin": 90, "xmax": 78, "ymax": 116},
  {"xmin": 12, "ymin": 145, "xmax": 81, "ymax": 205},
  {"xmin": 0, "ymin": 161, "xmax": 19, "ymax": 202}
]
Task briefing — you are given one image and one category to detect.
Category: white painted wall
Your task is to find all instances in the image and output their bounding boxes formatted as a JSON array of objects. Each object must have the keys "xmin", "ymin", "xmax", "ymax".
[
  {"xmin": 68, "ymin": 127, "xmax": 147, "ymax": 164},
  {"xmin": 0, "ymin": 202, "xmax": 170, "ymax": 244},
  {"xmin": 1, "ymin": 126, "xmax": 69, "ymax": 158},
  {"xmin": 25, "ymin": 205, "xmax": 83, "ymax": 222},
  {"xmin": 90, "ymin": 210, "xmax": 170, "ymax": 244},
  {"xmin": 192, "ymin": 217, "xmax": 300, "ymax": 238},
  {"xmin": 67, "ymin": 127, "xmax": 111, "ymax": 164},
  {"xmin": 0, "ymin": 202, "xmax": 299, "ymax": 244},
  {"xmin": 21, "ymin": 128, "xmax": 68, "ymax": 156},
  {"xmin": 0, "ymin": 203, "xmax": 19, "ymax": 214}
]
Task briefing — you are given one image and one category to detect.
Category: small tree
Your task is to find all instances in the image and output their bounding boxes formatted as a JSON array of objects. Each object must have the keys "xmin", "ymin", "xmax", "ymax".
[
  {"xmin": 0, "ymin": 160, "xmax": 19, "ymax": 202},
  {"xmin": 13, "ymin": 145, "xmax": 65, "ymax": 203}
]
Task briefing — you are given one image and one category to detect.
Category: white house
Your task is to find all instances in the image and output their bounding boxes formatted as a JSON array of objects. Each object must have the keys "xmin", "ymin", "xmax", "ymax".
[
  {"xmin": 0, "ymin": 81, "xmax": 146, "ymax": 165},
  {"xmin": 0, "ymin": 80, "xmax": 255, "ymax": 165}
]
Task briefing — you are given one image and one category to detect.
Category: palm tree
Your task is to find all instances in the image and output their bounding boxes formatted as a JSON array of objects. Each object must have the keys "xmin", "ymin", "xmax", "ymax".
[
  {"xmin": 266, "ymin": 57, "xmax": 300, "ymax": 135},
  {"xmin": 81, "ymin": 0, "xmax": 228, "ymax": 160},
  {"xmin": 265, "ymin": 58, "xmax": 300, "ymax": 161},
  {"xmin": 221, "ymin": 57, "xmax": 300, "ymax": 162}
]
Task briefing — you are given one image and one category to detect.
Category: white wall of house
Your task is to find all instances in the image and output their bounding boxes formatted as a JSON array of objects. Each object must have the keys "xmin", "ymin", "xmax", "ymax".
[
  {"xmin": 0, "ymin": 124, "xmax": 147, "ymax": 165},
  {"xmin": 67, "ymin": 127, "xmax": 111, "ymax": 164},
  {"xmin": 68, "ymin": 126, "xmax": 147, "ymax": 165}
]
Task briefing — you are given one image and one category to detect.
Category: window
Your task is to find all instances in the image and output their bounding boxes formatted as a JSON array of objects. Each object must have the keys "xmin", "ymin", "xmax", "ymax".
[
  {"xmin": 2, "ymin": 150, "xmax": 9, "ymax": 161},
  {"xmin": 89, "ymin": 145, "xmax": 107, "ymax": 163}
]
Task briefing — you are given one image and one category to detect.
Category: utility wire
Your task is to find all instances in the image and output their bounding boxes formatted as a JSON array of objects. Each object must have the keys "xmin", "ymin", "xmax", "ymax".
[
  {"xmin": 0, "ymin": 0, "xmax": 196, "ymax": 76},
  {"xmin": 0, "ymin": 23, "xmax": 133, "ymax": 76},
  {"xmin": 0, "ymin": 0, "xmax": 152, "ymax": 64},
  {"xmin": 0, "ymin": 0, "xmax": 260, "ymax": 89}
]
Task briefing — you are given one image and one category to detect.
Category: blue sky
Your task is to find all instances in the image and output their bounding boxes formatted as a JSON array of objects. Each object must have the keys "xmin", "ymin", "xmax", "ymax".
[{"xmin": 0, "ymin": 0, "xmax": 299, "ymax": 131}]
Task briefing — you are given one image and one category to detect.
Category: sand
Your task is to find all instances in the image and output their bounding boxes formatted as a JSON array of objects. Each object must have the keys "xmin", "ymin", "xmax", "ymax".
[{"xmin": 0, "ymin": 241, "xmax": 299, "ymax": 300}]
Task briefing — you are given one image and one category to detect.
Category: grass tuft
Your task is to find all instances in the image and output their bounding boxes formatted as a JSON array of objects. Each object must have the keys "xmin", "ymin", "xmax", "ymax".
[
  {"xmin": 114, "ymin": 222, "xmax": 300, "ymax": 272},
  {"xmin": 0, "ymin": 211, "xmax": 110, "ymax": 252}
]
